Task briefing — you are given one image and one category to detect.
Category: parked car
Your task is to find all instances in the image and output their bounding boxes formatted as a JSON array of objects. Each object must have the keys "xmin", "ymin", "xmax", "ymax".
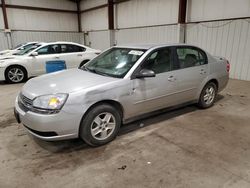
[
  {"xmin": 0, "ymin": 42, "xmax": 39, "ymax": 56},
  {"xmin": 0, "ymin": 41, "xmax": 101, "ymax": 83},
  {"xmin": 14, "ymin": 44, "xmax": 229, "ymax": 146}
]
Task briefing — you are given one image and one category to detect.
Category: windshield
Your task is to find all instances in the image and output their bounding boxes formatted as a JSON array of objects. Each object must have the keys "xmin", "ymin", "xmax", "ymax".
[
  {"xmin": 12, "ymin": 43, "xmax": 25, "ymax": 50},
  {"xmin": 84, "ymin": 48, "xmax": 146, "ymax": 78},
  {"xmin": 13, "ymin": 44, "xmax": 41, "ymax": 56}
]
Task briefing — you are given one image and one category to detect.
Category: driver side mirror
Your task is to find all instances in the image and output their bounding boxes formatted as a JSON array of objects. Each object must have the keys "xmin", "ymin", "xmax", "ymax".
[
  {"xmin": 135, "ymin": 69, "xmax": 156, "ymax": 78},
  {"xmin": 30, "ymin": 52, "xmax": 38, "ymax": 57}
]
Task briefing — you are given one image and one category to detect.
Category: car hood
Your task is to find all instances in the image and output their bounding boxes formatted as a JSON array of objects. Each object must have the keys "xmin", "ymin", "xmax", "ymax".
[
  {"xmin": 21, "ymin": 69, "xmax": 120, "ymax": 99},
  {"xmin": 0, "ymin": 55, "xmax": 25, "ymax": 60}
]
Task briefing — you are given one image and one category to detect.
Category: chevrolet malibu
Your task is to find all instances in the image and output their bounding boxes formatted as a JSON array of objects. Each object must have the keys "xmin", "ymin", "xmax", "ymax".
[{"xmin": 14, "ymin": 44, "xmax": 229, "ymax": 146}]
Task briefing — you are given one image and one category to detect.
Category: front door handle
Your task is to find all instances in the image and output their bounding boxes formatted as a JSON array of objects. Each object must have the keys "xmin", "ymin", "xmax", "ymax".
[
  {"xmin": 77, "ymin": 54, "xmax": 83, "ymax": 57},
  {"xmin": 168, "ymin": 75, "xmax": 176, "ymax": 82},
  {"xmin": 54, "ymin": 56, "xmax": 60, "ymax": 59}
]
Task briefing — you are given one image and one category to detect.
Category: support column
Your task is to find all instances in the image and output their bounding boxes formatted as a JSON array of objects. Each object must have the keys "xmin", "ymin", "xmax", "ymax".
[
  {"xmin": 1, "ymin": 0, "xmax": 12, "ymax": 48},
  {"xmin": 76, "ymin": 0, "xmax": 82, "ymax": 32},
  {"xmin": 108, "ymin": 0, "xmax": 115, "ymax": 47},
  {"xmin": 177, "ymin": 0, "xmax": 187, "ymax": 43}
]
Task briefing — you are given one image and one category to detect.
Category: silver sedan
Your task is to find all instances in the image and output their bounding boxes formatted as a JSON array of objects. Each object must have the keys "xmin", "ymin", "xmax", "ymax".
[{"xmin": 14, "ymin": 44, "xmax": 229, "ymax": 146}]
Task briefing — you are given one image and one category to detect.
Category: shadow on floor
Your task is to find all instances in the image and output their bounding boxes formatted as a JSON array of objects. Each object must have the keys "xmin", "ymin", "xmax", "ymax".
[{"xmin": 32, "ymin": 94, "xmax": 224, "ymax": 153}]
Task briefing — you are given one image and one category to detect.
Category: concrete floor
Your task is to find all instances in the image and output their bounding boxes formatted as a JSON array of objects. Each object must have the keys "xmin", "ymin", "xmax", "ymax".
[{"xmin": 0, "ymin": 79, "xmax": 250, "ymax": 188}]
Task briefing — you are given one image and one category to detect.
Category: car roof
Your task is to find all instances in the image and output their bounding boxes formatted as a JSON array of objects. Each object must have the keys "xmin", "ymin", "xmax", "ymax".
[{"xmin": 114, "ymin": 43, "xmax": 193, "ymax": 50}]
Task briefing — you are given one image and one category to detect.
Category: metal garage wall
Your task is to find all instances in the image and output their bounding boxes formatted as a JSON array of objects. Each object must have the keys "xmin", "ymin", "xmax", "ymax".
[
  {"xmin": 11, "ymin": 31, "xmax": 83, "ymax": 47},
  {"xmin": 80, "ymin": 0, "xmax": 107, "ymax": 10},
  {"xmin": 87, "ymin": 30, "xmax": 110, "ymax": 51},
  {"xmin": 115, "ymin": 24, "xmax": 178, "ymax": 45},
  {"xmin": 116, "ymin": 0, "xmax": 179, "ymax": 28},
  {"xmin": 0, "ymin": 32, "xmax": 9, "ymax": 51},
  {"xmin": 186, "ymin": 19, "xmax": 250, "ymax": 81},
  {"xmin": 80, "ymin": 0, "xmax": 108, "ymax": 31},
  {"xmin": 7, "ymin": 9, "xmax": 78, "ymax": 32},
  {"xmin": 187, "ymin": 0, "xmax": 250, "ymax": 22},
  {"xmin": 81, "ymin": 7, "xmax": 108, "ymax": 31},
  {"xmin": 5, "ymin": 0, "xmax": 76, "ymax": 10}
]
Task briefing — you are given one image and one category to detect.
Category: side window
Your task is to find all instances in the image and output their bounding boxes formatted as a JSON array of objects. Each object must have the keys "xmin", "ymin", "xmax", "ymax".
[
  {"xmin": 66, "ymin": 44, "xmax": 86, "ymax": 53},
  {"xmin": 142, "ymin": 48, "xmax": 172, "ymax": 74},
  {"xmin": 176, "ymin": 47, "xmax": 207, "ymax": 69},
  {"xmin": 36, "ymin": 44, "xmax": 61, "ymax": 55}
]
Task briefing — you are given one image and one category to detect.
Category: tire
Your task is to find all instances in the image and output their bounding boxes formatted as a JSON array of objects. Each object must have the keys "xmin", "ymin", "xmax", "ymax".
[
  {"xmin": 79, "ymin": 60, "xmax": 90, "ymax": 69},
  {"xmin": 5, "ymin": 66, "xmax": 27, "ymax": 84},
  {"xmin": 198, "ymin": 82, "xmax": 217, "ymax": 109},
  {"xmin": 79, "ymin": 104, "xmax": 121, "ymax": 146}
]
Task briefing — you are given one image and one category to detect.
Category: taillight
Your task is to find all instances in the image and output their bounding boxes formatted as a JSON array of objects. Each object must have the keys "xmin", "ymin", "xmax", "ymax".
[{"xmin": 226, "ymin": 60, "xmax": 230, "ymax": 73}]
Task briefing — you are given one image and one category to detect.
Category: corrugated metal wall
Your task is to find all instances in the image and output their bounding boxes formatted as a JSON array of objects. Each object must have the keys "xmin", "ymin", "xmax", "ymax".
[
  {"xmin": 87, "ymin": 30, "xmax": 110, "ymax": 50},
  {"xmin": 186, "ymin": 19, "xmax": 250, "ymax": 80},
  {"xmin": 0, "ymin": 0, "xmax": 81, "ymax": 50},
  {"xmin": 0, "ymin": 32, "xmax": 9, "ymax": 51},
  {"xmin": 11, "ymin": 31, "xmax": 83, "ymax": 47},
  {"xmin": 115, "ymin": 25, "xmax": 178, "ymax": 45}
]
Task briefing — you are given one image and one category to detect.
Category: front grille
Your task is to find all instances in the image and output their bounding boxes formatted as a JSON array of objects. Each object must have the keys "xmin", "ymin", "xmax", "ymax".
[{"xmin": 18, "ymin": 93, "xmax": 33, "ymax": 112}]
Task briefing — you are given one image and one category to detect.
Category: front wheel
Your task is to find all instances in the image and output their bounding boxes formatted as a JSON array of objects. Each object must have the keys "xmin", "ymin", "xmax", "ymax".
[
  {"xmin": 198, "ymin": 82, "xmax": 217, "ymax": 108},
  {"xmin": 79, "ymin": 104, "xmax": 121, "ymax": 146},
  {"xmin": 5, "ymin": 66, "xmax": 27, "ymax": 83}
]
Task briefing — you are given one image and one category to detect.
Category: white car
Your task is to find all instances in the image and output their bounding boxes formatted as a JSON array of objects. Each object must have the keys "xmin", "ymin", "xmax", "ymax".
[
  {"xmin": 0, "ymin": 42, "xmax": 39, "ymax": 56},
  {"xmin": 0, "ymin": 42, "xmax": 101, "ymax": 83}
]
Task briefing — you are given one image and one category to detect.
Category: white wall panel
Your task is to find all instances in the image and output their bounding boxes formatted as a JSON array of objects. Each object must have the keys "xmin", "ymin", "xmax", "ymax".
[
  {"xmin": 115, "ymin": 25, "xmax": 178, "ymax": 45},
  {"xmin": 7, "ymin": 9, "xmax": 78, "ymax": 31},
  {"xmin": 11, "ymin": 31, "xmax": 83, "ymax": 46},
  {"xmin": 0, "ymin": 32, "xmax": 9, "ymax": 50},
  {"xmin": 0, "ymin": 12, "xmax": 4, "ymax": 29},
  {"xmin": 116, "ymin": 0, "xmax": 179, "ymax": 28},
  {"xmin": 81, "ymin": 8, "xmax": 108, "ymax": 31},
  {"xmin": 5, "ymin": 0, "xmax": 76, "ymax": 10},
  {"xmin": 88, "ymin": 30, "xmax": 110, "ymax": 50},
  {"xmin": 80, "ymin": 0, "xmax": 107, "ymax": 10},
  {"xmin": 186, "ymin": 19, "xmax": 250, "ymax": 80},
  {"xmin": 187, "ymin": 0, "xmax": 250, "ymax": 22}
]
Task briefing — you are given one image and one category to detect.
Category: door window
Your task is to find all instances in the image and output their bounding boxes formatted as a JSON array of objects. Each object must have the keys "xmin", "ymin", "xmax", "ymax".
[
  {"xmin": 142, "ymin": 48, "xmax": 172, "ymax": 74},
  {"xmin": 36, "ymin": 44, "xmax": 61, "ymax": 55},
  {"xmin": 176, "ymin": 47, "xmax": 207, "ymax": 69},
  {"xmin": 61, "ymin": 44, "xmax": 85, "ymax": 53}
]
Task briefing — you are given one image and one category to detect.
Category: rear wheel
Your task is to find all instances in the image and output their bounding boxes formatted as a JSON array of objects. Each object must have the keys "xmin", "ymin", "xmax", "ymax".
[
  {"xmin": 5, "ymin": 66, "xmax": 27, "ymax": 83},
  {"xmin": 79, "ymin": 104, "xmax": 121, "ymax": 146},
  {"xmin": 198, "ymin": 82, "xmax": 217, "ymax": 108}
]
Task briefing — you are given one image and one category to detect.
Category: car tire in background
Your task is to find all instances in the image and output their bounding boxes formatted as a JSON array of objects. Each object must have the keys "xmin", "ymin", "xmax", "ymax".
[
  {"xmin": 79, "ymin": 103, "xmax": 121, "ymax": 146},
  {"xmin": 5, "ymin": 65, "xmax": 27, "ymax": 84},
  {"xmin": 198, "ymin": 82, "xmax": 217, "ymax": 109}
]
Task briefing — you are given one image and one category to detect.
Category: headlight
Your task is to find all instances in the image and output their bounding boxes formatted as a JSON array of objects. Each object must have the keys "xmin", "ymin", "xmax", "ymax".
[{"xmin": 33, "ymin": 93, "xmax": 68, "ymax": 110}]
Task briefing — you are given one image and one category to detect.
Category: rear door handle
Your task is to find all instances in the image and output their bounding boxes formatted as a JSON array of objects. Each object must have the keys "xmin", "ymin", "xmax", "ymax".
[
  {"xmin": 168, "ymin": 75, "xmax": 176, "ymax": 82},
  {"xmin": 54, "ymin": 56, "xmax": 60, "ymax": 59},
  {"xmin": 77, "ymin": 54, "xmax": 83, "ymax": 57}
]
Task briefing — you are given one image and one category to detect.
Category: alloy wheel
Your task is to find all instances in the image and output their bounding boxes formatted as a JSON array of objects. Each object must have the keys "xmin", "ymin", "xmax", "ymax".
[
  {"xmin": 7, "ymin": 68, "xmax": 24, "ymax": 83},
  {"xmin": 203, "ymin": 86, "xmax": 215, "ymax": 105},
  {"xmin": 90, "ymin": 112, "xmax": 116, "ymax": 140}
]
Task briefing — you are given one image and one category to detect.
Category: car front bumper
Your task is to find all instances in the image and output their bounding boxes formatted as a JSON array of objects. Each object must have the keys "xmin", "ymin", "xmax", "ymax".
[{"xmin": 14, "ymin": 97, "xmax": 83, "ymax": 141}]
